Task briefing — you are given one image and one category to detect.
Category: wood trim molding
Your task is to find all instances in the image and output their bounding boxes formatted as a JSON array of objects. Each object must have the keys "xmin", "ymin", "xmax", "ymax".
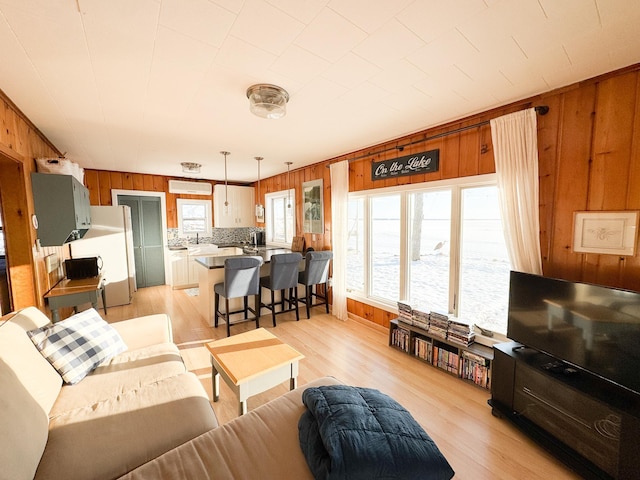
[{"xmin": 0, "ymin": 142, "xmax": 26, "ymax": 163}]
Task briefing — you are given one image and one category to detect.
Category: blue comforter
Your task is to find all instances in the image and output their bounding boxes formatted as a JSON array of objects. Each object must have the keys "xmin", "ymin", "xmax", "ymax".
[{"xmin": 298, "ymin": 385, "xmax": 454, "ymax": 480}]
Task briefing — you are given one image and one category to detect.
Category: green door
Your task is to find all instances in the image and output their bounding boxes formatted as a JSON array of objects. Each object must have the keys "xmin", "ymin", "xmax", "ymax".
[{"xmin": 117, "ymin": 195, "xmax": 165, "ymax": 288}]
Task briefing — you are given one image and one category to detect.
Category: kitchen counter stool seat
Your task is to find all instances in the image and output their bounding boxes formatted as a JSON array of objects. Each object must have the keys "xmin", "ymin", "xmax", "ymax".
[
  {"xmin": 259, "ymin": 252, "xmax": 303, "ymax": 326},
  {"xmin": 214, "ymin": 256, "xmax": 263, "ymax": 337},
  {"xmin": 298, "ymin": 251, "xmax": 332, "ymax": 318}
]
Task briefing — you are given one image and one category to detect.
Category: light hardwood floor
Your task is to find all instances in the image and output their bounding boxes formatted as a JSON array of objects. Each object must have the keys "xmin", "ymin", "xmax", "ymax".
[{"xmin": 105, "ymin": 285, "xmax": 581, "ymax": 480}]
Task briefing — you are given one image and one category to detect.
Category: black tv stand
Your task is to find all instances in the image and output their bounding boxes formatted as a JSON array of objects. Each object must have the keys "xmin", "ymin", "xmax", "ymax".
[{"xmin": 491, "ymin": 342, "xmax": 640, "ymax": 480}]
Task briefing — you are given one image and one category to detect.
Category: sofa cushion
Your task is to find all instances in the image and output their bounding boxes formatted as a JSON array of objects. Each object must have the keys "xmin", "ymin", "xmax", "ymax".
[
  {"xmin": 110, "ymin": 313, "xmax": 174, "ymax": 350},
  {"xmin": 28, "ymin": 308, "xmax": 127, "ymax": 384},
  {"xmin": 0, "ymin": 308, "xmax": 63, "ymax": 480},
  {"xmin": 51, "ymin": 342, "xmax": 187, "ymax": 415},
  {"xmin": 37, "ymin": 372, "xmax": 217, "ymax": 480},
  {"xmin": 119, "ymin": 376, "xmax": 342, "ymax": 480}
]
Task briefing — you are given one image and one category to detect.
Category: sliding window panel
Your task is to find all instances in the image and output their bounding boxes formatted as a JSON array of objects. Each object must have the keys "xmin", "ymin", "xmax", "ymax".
[
  {"xmin": 408, "ymin": 190, "xmax": 451, "ymax": 313},
  {"xmin": 370, "ymin": 195, "xmax": 400, "ymax": 302},
  {"xmin": 458, "ymin": 186, "xmax": 510, "ymax": 334},
  {"xmin": 347, "ymin": 198, "xmax": 365, "ymax": 294}
]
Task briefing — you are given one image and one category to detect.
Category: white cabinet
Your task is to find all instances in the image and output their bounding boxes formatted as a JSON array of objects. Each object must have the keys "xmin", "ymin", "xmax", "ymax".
[
  {"xmin": 168, "ymin": 250, "xmax": 189, "ymax": 288},
  {"xmin": 214, "ymin": 185, "xmax": 254, "ymax": 227},
  {"xmin": 187, "ymin": 255, "xmax": 200, "ymax": 286},
  {"xmin": 168, "ymin": 247, "xmax": 243, "ymax": 289}
]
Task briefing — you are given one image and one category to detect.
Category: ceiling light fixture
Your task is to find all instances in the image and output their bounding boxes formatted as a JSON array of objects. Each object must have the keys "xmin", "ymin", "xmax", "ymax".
[
  {"xmin": 181, "ymin": 162, "xmax": 201, "ymax": 174},
  {"xmin": 285, "ymin": 161, "xmax": 293, "ymax": 208},
  {"xmin": 246, "ymin": 84, "xmax": 289, "ymax": 119},
  {"xmin": 255, "ymin": 157, "xmax": 264, "ymax": 219},
  {"xmin": 220, "ymin": 151, "xmax": 230, "ymax": 208}
]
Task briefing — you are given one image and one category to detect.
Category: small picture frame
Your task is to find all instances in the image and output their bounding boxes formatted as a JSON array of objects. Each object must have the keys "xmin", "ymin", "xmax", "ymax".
[
  {"xmin": 302, "ymin": 179, "xmax": 324, "ymax": 234},
  {"xmin": 572, "ymin": 211, "xmax": 639, "ymax": 256}
]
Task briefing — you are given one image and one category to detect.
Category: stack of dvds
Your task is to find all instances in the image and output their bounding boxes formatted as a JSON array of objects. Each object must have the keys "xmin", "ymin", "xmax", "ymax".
[
  {"xmin": 461, "ymin": 351, "xmax": 490, "ymax": 388},
  {"xmin": 428, "ymin": 310, "xmax": 449, "ymax": 339},
  {"xmin": 391, "ymin": 327, "xmax": 411, "ymax": 352},
  {"xmin": 448, "ymin": 317, "xmax": 475, "ymax": 346},
  {"xmin": 412, "ymin": 309, "xmax": 430, "ymax": 330},
  {"xmin": 397, "ymin": 301, "xmax": 413, "ymax": 325}
]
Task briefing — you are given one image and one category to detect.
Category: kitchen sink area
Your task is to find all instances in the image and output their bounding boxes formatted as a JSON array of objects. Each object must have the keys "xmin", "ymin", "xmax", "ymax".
[{"xmin": 187, "ymin": 244, "xmax": 219, "ymax": 256}]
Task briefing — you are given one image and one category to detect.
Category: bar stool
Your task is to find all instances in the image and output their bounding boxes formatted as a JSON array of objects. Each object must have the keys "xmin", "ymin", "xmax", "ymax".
[
  {"xmin": 298, "ymin": 251, "xmax": 333, "ymax": 318},
  {"xmin": 214, "ymin": 256, "xmax": 263, "ymax": 337},
  {"xmin": 259, "ymin": 252, "xmax": 303, "ymax": 326}
]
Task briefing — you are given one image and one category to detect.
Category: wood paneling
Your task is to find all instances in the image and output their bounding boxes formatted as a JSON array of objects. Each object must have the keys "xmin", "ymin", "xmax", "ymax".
[
  {"xmin": 340, "ymin": 65, "xmax": 640, "ymax": 326},
  {"xmin": 84, "ymin": 170, "xmax": 227, "ymax": 230},
  {"xmin": 0, "ymin": 89, "xmax": 64, "ymax": 312},
  {"xmin": 3, "ymin": 64, "xmax": 640, "ymax": 324}
]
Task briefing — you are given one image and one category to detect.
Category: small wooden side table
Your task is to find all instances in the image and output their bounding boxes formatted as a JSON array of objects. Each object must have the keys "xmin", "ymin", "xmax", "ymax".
[
  {"xmin": 205, "ymin": 328, "xmax": 304, "ymax": 416},
  {"xmin": 45, "ymin": 275, "xmax": 106, "ymax": 322}
]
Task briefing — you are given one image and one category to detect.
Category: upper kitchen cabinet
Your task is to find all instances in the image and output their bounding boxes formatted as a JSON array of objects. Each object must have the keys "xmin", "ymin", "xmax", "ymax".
[
  {"xmin": 214, "ymin": 184, "xmax": 254, "ymax": 228},
  {"xmin": 31, "ymin": 173, "xmax": 91, "ymax": 246}
]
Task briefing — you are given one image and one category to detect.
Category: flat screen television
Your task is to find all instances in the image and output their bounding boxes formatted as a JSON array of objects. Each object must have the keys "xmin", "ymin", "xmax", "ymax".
[{"xmin": 507, "ymin": 271, "xmax": 640, "ymax": 395}]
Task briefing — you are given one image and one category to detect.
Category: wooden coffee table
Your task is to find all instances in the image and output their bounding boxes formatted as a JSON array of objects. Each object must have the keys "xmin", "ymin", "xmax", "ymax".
[{"xmin": 205, "ymin": 328, "xmax": 304, "ymax": 415}]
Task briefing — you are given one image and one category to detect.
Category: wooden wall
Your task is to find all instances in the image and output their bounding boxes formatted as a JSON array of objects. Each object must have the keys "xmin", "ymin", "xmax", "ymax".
[
  {"xmin": 0, "ymin": 89, "xmax": 65, "ymax": 311},
  {"xmin": 255, "ymin": 161, "xmax": 333, "ymax": 252},
  {"xmin": 3, "ymin": 63, "xmax": 640, "ymax": 323},
  {"xmin": 79, "ymin": 64, "xmax": 640, "ymax": 329},
  {"xmin": 85, "ymin": 161, "xmax": 335, "ymax": 253},
  {"xmin": 332, "ymin": 64, "xmax": 640, "ymax": 327},
  {"xmin": 83, "ymin": 170, "xmax": 226, "ymax": 229}
]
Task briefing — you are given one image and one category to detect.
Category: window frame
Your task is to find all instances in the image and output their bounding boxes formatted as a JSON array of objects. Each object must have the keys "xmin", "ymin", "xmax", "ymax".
[
  {"xmin": 264, "ymin": 188, "xmax": 296, "ymax": 247},
  {"xmin": 176, "ymin": 198, "xmax": 212, "ymax": 237},
  {"xmin": 347, "ymin": 174, "xmax": 509, "ymax": 333}
]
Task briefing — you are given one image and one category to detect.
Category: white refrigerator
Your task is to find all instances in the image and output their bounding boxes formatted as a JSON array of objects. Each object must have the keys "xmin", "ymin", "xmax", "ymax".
[{"xmin": 70, "ymin": 205, "xmax": 136, "ymax": 307}]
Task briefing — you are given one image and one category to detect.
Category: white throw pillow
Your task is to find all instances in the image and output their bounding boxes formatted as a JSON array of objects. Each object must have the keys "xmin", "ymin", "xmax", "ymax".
[{"xmin": 28, "ymin": 308, "xmax": 127, "ymax": 384}]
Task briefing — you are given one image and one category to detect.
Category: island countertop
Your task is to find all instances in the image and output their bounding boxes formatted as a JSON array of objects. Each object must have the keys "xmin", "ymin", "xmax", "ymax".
[{"xmin": 193, "ymin": 247, "xmax": 292, "ymax": 269}]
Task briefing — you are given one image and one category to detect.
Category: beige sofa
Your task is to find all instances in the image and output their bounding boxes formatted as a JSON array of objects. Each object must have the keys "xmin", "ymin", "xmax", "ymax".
[
  {"xmin": 0, "ymin": 307, "xmax": 218, "ymax": 480},
  {"xmin": 120, "ymin": 375, "xmax": 342, "ymax": 479}
]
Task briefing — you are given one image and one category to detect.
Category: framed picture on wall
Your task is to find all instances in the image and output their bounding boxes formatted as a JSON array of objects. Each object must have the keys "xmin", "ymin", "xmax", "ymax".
[
  {"xmin": 302, "ymin": 179, "xmax": 323, "ymax": 234},
  {"xmin": 572, "ymin": 211, "xmax": 639, "ymax": 256}
]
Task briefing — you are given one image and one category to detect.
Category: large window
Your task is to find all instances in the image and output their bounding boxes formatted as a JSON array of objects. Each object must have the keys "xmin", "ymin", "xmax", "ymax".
[
  {"xmin": 458, "ymin": 186, "xmax": 510, "ymax": 332},
  {"xmin": 347, "ymin": 198, "xmax": 365, "ymax": 292},
  {"xmin": 347, "ymin": 175, "xmax": 511, "ymax": 334},
  {"xmin": 408, "ymin": 190, "xmax": 451, "ymax": 314},
  {"xmin": 265, "ymin": 189, "xmax": 295, "ymax": 246},
  {"xmin": 370, "ymin": 195, "xmax": 401, "ymax": 301},
  {"xmin": 177, "ymin": 199, "xmax": 211, "ymax": 237}
]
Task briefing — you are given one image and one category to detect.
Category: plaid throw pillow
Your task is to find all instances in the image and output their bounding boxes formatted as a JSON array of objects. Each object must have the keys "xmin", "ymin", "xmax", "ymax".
[{"xmin": 28, "ymin": 308, "xmax": 127, "ymax": 384}]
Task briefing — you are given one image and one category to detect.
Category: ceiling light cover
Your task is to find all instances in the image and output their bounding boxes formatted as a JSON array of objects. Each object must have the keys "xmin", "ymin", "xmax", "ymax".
[
  {"xmin": 246, "ymin": 84, "xmax": 289, "ymax": 119},
  {"xmin": 181, "ymin": 162, "xmax": 201, "ymax": 173}
]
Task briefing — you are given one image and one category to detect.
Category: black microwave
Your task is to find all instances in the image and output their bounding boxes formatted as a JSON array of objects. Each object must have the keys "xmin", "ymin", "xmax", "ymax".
[{"xmin": 65, "ymin": 257, "xmax": 99, "ymax": 280}]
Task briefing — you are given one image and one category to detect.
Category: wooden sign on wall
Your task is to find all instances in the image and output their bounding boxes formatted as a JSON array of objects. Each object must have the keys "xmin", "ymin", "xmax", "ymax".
[{"xmin": 371, "ymin": 149, "xmax": 439, "ymax": 180}]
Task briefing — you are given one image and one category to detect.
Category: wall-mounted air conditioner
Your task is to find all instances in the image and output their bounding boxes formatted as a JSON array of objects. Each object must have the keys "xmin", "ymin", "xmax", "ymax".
[{"xmin": 168, "ymin": 180, "xmax": 212, "ymax": 196}]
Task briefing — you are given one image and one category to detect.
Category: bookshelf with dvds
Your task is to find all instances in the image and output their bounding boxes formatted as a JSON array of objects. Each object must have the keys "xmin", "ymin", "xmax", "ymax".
[{"xmin": 389, "ymin": 318, "xmax": 493, "ymax": 389}]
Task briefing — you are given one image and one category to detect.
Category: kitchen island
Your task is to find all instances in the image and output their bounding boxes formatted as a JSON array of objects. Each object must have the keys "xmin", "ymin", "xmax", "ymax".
[{"xmin": 194, "ymin": 247, "xmax": 293, "ymax": 326}]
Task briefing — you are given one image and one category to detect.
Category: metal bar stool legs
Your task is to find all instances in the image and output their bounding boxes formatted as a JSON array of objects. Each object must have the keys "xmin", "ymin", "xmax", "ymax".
[
  {"xmin": 298, "ymin": 251, "xmax": 333, "ymax": 319},
  {"xmin": 259, "ymin": 252, "xmax": 303, "ymax": 327},
  {"xmin": 213, "ymin": 256, "xmax": 263, "ymax": 337}
]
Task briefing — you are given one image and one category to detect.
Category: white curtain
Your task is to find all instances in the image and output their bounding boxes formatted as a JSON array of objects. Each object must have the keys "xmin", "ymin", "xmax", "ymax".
[
  {"xmin": 330, "ymin": 160, "xmax": 349, "ymax": 320},
  {"xmin": 490, "ymin": 108, "xmax": 543, "ymax": 274}
]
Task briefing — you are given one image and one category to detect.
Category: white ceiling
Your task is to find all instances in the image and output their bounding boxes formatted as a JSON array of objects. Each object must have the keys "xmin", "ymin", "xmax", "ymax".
[{"xmin": 1, "ymin": 0, "xmax": 639, "ymax": 183}]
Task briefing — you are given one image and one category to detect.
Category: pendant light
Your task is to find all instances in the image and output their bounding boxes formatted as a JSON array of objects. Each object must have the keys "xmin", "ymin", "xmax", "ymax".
[
  {"xmin": 220, "ymin": 151, "xmax": 230, "ymax": 210},
  {"xmin": 285, "ymin": 161, "xmax": 293, "ymax": 208},
  {"xmin": 255, "ymin": 157, "xmax": 264, "ymax": 219}
]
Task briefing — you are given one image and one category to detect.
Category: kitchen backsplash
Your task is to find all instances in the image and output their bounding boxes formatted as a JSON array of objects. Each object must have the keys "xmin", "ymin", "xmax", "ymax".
[{"xmin": 167, "ymin": 227, "xmax": 264, "ymax": 247}]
